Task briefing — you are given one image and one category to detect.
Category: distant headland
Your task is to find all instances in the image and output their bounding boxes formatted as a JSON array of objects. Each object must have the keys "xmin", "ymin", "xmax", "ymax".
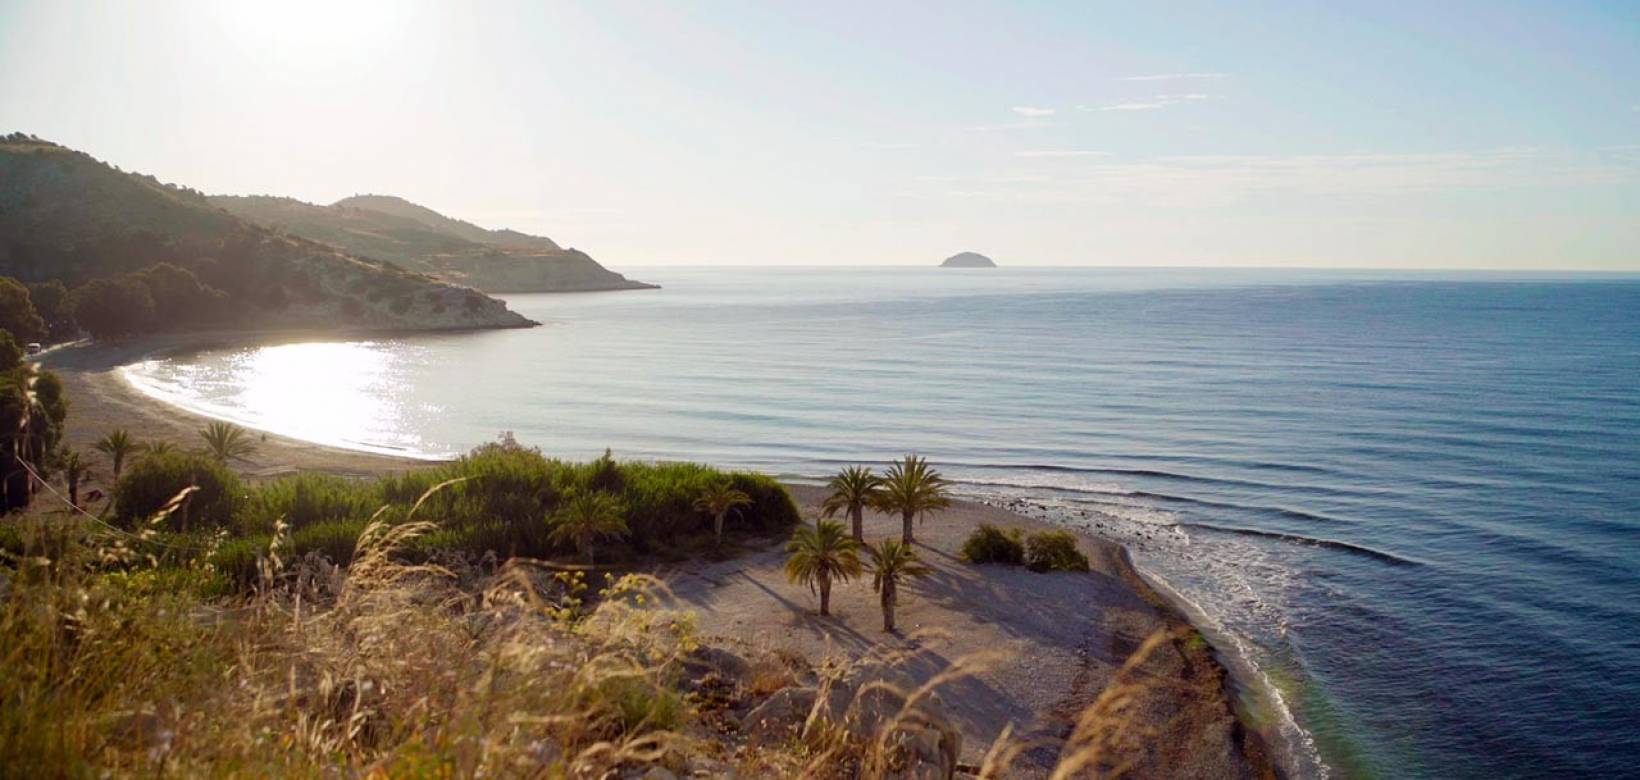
[{"xmin": 941, "ymin": 252, "xmax": 997, "ymax": 268}]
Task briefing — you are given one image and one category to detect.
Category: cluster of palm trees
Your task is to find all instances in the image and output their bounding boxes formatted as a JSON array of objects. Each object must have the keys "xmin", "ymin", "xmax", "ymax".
[
  {"xmin": 785, "ymin": 454, "xmax": 950, "ymax": 631},
  {"xmin": 820, "ymin": 455, "xmax": 951, "ymax": 545},
  {"xmin": 55, "ymin": 421, "xmax": 259, "ymax": 508}
]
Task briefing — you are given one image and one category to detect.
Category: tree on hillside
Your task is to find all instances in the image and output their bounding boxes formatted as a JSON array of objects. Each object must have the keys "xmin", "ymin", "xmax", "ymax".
[
  {"xmin": 821, "ymin": 465, "xmax": 881, "ymax": 542},
  {"xmin": 70, "ymin": 276, "xmax": 156, "ymax": 339},
  {"xmin": 0, "ymin": 330, "xmax": 22, "ymax": 372},
  {"xmin": 0, "ymin": 277, "xmax": 46, "ymax": 343},
  {"xmin": 26, "ymin": 280, "xmax": 76, "ymax": 341},
  {"xmin": 866, "ymin": 538, "xmax": 933, "ymax": 632},
  {"xmin": 784, "ymin": 519, "xmax": 863, "ymax": 617},
  {"xmin": 547, "ymin": 490, "xmax": 628, "ymax": 565},
  {"xmin": 93, "ymin": 429, "xmax": 138, "ymax": 480},
  {"xmin": 693, "ymin": 480, "xmax": 753, "ymax": 548},
  {"xmin": 137, "ymin": 263, "xmax": 228, "ymax": 327},
  {"xmin": 870, "ymin": 454, "xmax": 952, "ymax": 545}
]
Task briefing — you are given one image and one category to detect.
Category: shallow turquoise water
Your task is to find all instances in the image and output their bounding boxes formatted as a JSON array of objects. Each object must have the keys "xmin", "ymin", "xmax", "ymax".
[{"xmin": 126, "ymin": 267, "xmax": 1640, "ymax": 778}]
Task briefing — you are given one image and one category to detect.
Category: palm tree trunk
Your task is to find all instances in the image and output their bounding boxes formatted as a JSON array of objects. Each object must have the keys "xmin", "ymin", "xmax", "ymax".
[
  {"xmin": 583, "ymin": 541, "xmax": 595, "ymax": 566},
  {"xmin": 850, "ymin": 505, "xmax": 864, "ymax": 542},
  {"xmin": 902, "ymin": 510, "xmax": 914, "ymax": 544},
  {"xmin": 819, "ymin": 573, "xmax": 832, "ymax": 616},
  {"xmin": 68, "ymin": 478, "xmax": 78, "ymax": 508},
  {"xmin": 882, "ymin": 582, "xmax": 896, "ymax": 631},
  {"xmin": 714, "ymin": 512, "xmax": 725, "ymax": 546}
]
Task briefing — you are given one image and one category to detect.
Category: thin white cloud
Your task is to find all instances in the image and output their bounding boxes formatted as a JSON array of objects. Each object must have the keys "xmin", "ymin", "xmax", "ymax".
[
  {"xmin": 1086, "ymin": 94, "xmax": 1215, "ymax": 112},
  {"xmin": 1015, "ymin": 150, "xmax": 1111, "ymax": 158},
  {"xmin": 1011, "ymin": 106, "xmax": 1057, "ymax": 117},
  {"xmin": 1095, "ymin": 102, "xmax": 1168, "ymax": 111},
  {"xmin": 965, "ymin": 120, "xmax": 1056, "ymax": 131},
  {"xmin": 864, "ymin": 143, "xmax": 921, "ymax": 151},
  {"xmin": 1120, "ymin": 72, "xmax": 1227, "ymax": 81}
]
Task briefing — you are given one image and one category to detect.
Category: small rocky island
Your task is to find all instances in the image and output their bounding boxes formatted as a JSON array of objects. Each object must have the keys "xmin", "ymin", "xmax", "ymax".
[{"xmin": 941, "ymin": 251, "xmax": 997, "ymax": 268}]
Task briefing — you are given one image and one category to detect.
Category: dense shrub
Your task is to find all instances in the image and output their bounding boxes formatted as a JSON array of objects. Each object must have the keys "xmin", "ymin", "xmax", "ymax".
[
  {"xmin": 211, "ymin": 518, "xmax": 370, "ymax": 588},
  {"xmin": 239, "ymin": 472, "xmax": 381, "ymax": 535},
  {"xmin": 381, "ymin": 444, "xmax": 800, "ymax": 561},
  {"xmin": 960, "ymin": 523, "xmax": 1025, "ymax": 565},
  {"xmin": 202, "ymin": 445, "xmax": 801, "ymax": 589},
  {"xmin": 1024, "ymin": 530, "xmax": 1090, "ymax": 573},
  {"xmin": 115, "ymin": 451, "xmax": 243, "ymax": 532}
]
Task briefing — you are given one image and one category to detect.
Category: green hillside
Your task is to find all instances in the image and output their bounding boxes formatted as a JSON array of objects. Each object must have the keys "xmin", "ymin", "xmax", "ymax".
[
  {"xmin": 0, "ymin": 135, "xmax": 534, "ymax": 333},
  {"xmin": 211, "ymin": 194, "xmax": 655, "ymax": 293}
]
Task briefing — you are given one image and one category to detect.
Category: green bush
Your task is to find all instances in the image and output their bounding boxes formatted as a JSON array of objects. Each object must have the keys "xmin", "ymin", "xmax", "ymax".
[
  {"xmin": 960, "ymin": 523, "xmax": 1025, "ymax": 565},
  {"xmin": 240, "ymin": 472, "xmax": 381, "ymax": 535},
  {"xmin": 381, "ymin": 445, "xmax": 800, "ymax": 560},
  {"xmin": 115, "ymin": 451, "xmax": 243, "ymax": 532},
  {"xmin": 202, "ymin": 444, "xmax": 802, "ymax": 589},
  {"xmin": 211, "ymin": 519, "xmax": 367, "ymax": 588},
  {"xmin": 1024, "ymin": 530, "xmax": 1090, "ymax": 573}
]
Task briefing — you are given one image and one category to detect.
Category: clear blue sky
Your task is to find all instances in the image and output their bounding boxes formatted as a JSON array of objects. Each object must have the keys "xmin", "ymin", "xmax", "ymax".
[{"xmin": 2, "ymin": 0, "xmax": 1636, "ymax": 269}]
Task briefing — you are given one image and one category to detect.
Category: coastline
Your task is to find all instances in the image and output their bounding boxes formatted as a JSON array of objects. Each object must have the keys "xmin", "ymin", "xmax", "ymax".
[{"xmin": 37, "ymin": 334, "xmax": 1285, "ymax": 778}]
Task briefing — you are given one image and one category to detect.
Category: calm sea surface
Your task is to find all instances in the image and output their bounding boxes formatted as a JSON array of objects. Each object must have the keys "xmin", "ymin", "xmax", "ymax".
[{"xmin": 125, "ymin": 267, "xmax": 1640, "ymax": 778}]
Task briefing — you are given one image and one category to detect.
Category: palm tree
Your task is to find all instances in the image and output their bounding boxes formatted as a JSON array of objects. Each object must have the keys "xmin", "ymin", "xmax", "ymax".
[
  {"xmin": 140, "ymin": 441, "xmax": 176, "ymax": 459},
  {"xmin": 866, "ymin": 538, "xmax": 932, "ymax": 632},
  {"xmin": 693, "ymin": 480, "xmax": 753, "ymax": 548},
  {"xmin": 821, "ymin": 465, "xmax": 880, "ymax": 542},
  {"xmin": 199, "ymin": 421, "xmax": 257, "ymax": 463},
  {"xmin": 547, "ymin": 491, "xmax": 628, "ymax": 565},
  {"xmin": 92, "ymin": 429, "xmax": 137, "ymax": 480},
  {"xmin": 784, "ymin": 520, "xmax": 863, "ymax": 617},
  {"xmin": 58, "ymin": 449, "xmax": 92, "ymax": 508},
  {"xmin": 870, "ymin": 454, "xmax": 952, "ymax": 545}
]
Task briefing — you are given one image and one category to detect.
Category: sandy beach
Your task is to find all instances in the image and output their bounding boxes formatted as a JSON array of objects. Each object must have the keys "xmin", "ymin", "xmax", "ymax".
[
  {"xmin": 35, "ymin": 337, "xmax": 1280, "ymax": 778},
  {"xmin": 38, "ymin": 336, "xmax": 427, "ymax": 485}
]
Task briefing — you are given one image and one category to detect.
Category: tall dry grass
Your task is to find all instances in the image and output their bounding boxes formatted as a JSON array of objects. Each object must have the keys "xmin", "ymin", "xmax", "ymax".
[{"xmin": 3, "ymin": 481, "xmax": 1200, "ymax": 779}]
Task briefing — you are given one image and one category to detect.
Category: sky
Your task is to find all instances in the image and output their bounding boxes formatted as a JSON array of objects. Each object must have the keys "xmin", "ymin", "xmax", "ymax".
[{"xmin": 1, "ymin": 0, "xmax": 1637, "ymax": 270}]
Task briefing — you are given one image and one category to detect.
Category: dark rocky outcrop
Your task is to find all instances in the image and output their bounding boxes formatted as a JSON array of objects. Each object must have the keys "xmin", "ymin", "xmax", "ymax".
[{"xmin": 940, "ymin": 252, "xmax": 997, "ymax": 268}]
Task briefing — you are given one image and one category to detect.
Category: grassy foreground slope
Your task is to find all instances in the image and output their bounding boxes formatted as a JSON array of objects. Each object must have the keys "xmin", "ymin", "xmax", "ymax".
[
  {"xmin": 0, "ymin": 135, "xmax": 534, "ymax": 332},
  {"xmin": 212, "ymin": 194, "xmax": 657, "ymax": 294}
]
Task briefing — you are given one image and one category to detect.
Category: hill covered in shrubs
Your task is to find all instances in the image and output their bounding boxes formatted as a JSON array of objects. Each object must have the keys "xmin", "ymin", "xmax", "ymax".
[
  {"xmin": 212, "ymin": 194, "xmax": 656, "ymax": 294},
  {"xmin": 0, "ymin": 134, "xmax": 534, "ymax": 337}
]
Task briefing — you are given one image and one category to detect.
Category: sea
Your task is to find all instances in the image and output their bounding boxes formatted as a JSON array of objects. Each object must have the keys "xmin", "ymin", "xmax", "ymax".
[{"xmin": 123, "ymin": 266, "xmax": 1640, "ymax": 778}]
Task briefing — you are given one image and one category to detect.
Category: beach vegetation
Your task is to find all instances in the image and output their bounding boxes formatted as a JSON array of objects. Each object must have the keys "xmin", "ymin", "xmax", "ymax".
[
  {"xmin": 548, "ymin": 489, "xmax": 629, "ymax": 565},
  {"xmin": 1024, "ymin": 530, "xmax": 1090, "ymax": 572},
  {"xmin": 821, "ymin": 464, "xmax": 881, "ymax": 541},
  {"xmin": 198, "ymin": 420, "xmax": 258, "ymax": 462},
  {"xmin": 693, "ymin": 478, "xmax": 754, "ymax": 548},
  {"xmin": 237, "ymin": 471, "xmax": 381, "ymax": 535},
  {"xmin": 114, "ymin": 450, "xmax": 243, "ymax": 532},
  {"xmin": 92, "ymin": 428, "xmax": 138, "ymax": 479},
  {"xmin": 866, "ymin": 537, "xmax": 932, "ymax": 632},
  {"xmin": 784, "ymin": 519, "xmax": 863, "ymax": 616},
  {"xmin": 870, "ymin": 454, "xmax": 952, "ymax": 544},
  {"xmin": 960, "ymin": 523, "xmax": 1026, "ymax": 565}
]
